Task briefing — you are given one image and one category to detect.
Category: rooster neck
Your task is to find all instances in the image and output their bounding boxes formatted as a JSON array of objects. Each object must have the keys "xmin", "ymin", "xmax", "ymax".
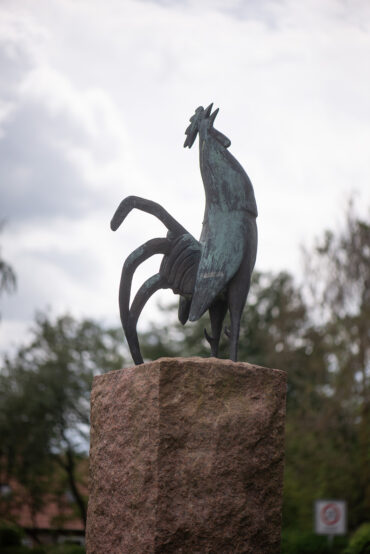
[{"xmin": 198, "ymin": 131, "xmax": 258, "ymax": 219}]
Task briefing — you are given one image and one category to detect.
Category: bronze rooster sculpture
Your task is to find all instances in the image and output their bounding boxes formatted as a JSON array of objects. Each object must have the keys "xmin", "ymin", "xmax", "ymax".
[{"xmin": 111, "ymin": 104, "xmax": 258, "ymax": 364}]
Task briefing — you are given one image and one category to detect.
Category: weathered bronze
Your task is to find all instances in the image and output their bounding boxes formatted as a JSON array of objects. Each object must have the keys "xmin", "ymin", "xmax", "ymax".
[{"xmin": 111, "ymin": 104, "xmax": 258, "ymax": 364}]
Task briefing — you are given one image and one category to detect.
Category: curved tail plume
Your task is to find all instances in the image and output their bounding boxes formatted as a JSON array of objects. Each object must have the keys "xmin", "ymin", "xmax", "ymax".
[
  {"xmin": 111, "ymin": 196, "xmax": 187, "ymax": 236},
  {"xmin": 123, "ymin": 274, "xmax": 167, "ymax": 364},
  {"xmin": 119, "ymin": 238, "xmax": 171, "ymax": 364}
]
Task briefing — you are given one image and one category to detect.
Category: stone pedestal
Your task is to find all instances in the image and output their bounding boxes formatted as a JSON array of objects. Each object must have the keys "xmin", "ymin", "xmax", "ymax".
[{"xmin": 86, "ymin": 357, "xmax": 287, "ymax": 554}]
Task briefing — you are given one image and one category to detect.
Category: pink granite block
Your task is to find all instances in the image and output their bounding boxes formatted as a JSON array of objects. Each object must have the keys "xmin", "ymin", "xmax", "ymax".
[{"xmin": 86, "ymin": 357, "xmax": 287, "ymax": 553}]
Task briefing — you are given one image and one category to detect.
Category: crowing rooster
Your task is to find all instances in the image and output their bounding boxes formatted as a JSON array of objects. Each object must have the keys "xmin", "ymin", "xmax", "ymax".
[{"xmin": 111, "ymin": 104, "xmax": 258, "ymax": 364}]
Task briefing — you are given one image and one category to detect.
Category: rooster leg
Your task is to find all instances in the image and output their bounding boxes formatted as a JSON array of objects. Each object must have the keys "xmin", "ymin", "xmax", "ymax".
[
  {"xmin": 227, "ymin": 236, "xmax": 255, "ymax": 361},
  {"xmin": 204, "ymin": 298, "xmax": 228, "ymax": 357},
  {"xmin": 228, "ymin": 276, "xmax": 251, "ymax": 362},
  {"xmin": 228, "ymin": 297, "xmax": 243, "ymax": 362},
  {"xmin": 124, "ymin": 273, "xmax": 167, "ymax": 365}
]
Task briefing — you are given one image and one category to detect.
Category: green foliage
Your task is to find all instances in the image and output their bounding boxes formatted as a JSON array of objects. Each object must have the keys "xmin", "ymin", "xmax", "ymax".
[
  {"xmin": 281, "ymin": 529, "xmax": 347, "ymax": 554},
  {"xmin": 0, "ymin": 523, "xmax": 23, "ymax": 546},
  {"xmin": 1, "ymin": 545, "xmax": 48, "ymax": 554},
  {"xmin": 44, "ymin": 545, "xmax": 85, "ymax": 554},
  {"xmin": 0, "ymin": 545, "xmax": 46, "ymax": 554},
  {"xmin": 0, "ymin": 256, "xmax": 16, "ymax": 296},
  {"xmin": 299, "ymin": 204, "xmax": 370, "ymax": 529},
  {"xmin": 345, "ymin": 523, "xmax": 370, "ymax": 554},
  {"xmin": 0, "ymin": 223, "xmax": 16, "ymax": 322},
  {"xmin": 0, "ymin": 313, "xmax": 127, "ymax": 530},
  {"xmin": 0, "ymin": 523, "xmax": 45, "ymax": 554},
  {"xmin": 1, "ymin": 545, "xmax": 35, "ymax": 554}
]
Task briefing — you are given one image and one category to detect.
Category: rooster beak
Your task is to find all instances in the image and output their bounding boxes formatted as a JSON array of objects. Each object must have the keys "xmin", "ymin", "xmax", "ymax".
[{"xmin": 184, "ymin": 123, "xmax": 197, "ymax": 148}]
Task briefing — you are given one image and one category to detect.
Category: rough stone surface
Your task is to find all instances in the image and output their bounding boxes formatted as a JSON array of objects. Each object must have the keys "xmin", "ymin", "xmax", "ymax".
[{"xmin": 86, "ymin": 357, "xmax": 287, "ymax": 554}]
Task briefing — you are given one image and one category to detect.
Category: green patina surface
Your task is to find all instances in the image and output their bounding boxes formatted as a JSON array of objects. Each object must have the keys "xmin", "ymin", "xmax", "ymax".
[{"xmin": 113, "ymin": 104, "xmax": 258, "ymax": 364}]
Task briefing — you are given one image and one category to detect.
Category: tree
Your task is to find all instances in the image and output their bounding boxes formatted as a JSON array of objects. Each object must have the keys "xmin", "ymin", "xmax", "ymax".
[
  {"xmin": 0, "ymin": 312, "xmax": 127, "ymax": 533},
  {"xmin": 0, "ymin": 254, "xmax": 16, "ymax": 296},
  {"xmin": 301, "ymin": 201, "xmax": 370, "ymax": 527},
  {"xmin": 0, "ymin": 223, "xmax": 16, "ymax": 316}
]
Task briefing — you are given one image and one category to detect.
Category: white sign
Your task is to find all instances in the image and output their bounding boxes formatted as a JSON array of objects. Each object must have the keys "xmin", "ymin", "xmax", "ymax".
[{"xmin": 315, "ymin": 500, "xmax": 347, "ymax": 535}]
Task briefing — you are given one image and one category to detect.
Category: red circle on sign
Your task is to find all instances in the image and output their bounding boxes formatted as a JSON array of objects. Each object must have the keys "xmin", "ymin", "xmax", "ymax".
[{"xmin": 321, "ymin": 503, "xmax": 341, "ymax": 525}]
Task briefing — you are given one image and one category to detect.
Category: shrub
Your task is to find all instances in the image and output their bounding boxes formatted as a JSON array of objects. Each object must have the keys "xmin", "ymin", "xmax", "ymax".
[
  {"xmin": 0, "ymin": 523, "xmax": 23, "ymax": 546},
  {"xmin": 345, "ymin": 523, "xmax": 370, "ymax": 554},
  {"xmin": 281, "ymin": 529, "xmax": 348, "ymax": 553},
  {"xmin": 45, "ymin": 545, "xmax": 85, "ymax": 554},
  {"xmin": 0, "ymin": 546, "xmax": 45, "ymax": 554},
  {"xmin": 1, "ymin": 544, "xmax": 33, "ymax": 554}
]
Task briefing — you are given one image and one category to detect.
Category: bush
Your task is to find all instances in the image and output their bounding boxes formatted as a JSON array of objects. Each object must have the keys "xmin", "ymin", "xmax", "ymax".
[
  {"xmin": 0, "ymin": 539, "xmax": 46, "ymax": 553},
  {"xmin": 0, "ymin": 547, "xmax": 45, "ymax": 554},
  {"xmin": 0, "ymin": 543, "xmax": 85, "ymax": 554},
  {"xmin": 1, "ymin": 544, "xmax": 33, "ymax": 554},
  {"xmin": 345, "ymin": 523, "xmax": 370, "ymax": 554},
  {"xmin": 0, "ymin": 523, "xmax": 23, "ymax": 546},
  {"xmin": 45, "ymin": 545, "xmax": 85, "ymax": 554},
  {"xmin": 281, "ymin": 529, "xmax": 348, "ymax": 553}
]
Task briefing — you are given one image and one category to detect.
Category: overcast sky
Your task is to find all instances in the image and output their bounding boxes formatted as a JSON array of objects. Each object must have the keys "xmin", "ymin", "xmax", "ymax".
[{"xmin": 0, "ymin": 0, "xmax": 369, "ymax": 355}]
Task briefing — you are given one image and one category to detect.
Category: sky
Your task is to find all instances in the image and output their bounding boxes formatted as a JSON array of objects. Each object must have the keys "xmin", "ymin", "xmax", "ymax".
[{"xmin": 0, "ymin": 0, "xmax": 369, "ymax": 355}]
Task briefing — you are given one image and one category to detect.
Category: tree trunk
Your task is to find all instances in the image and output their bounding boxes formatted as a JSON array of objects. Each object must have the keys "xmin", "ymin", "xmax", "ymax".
[{"xmin": 57, "ymin": 449, "xmax": 87, "ymax": 529}]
